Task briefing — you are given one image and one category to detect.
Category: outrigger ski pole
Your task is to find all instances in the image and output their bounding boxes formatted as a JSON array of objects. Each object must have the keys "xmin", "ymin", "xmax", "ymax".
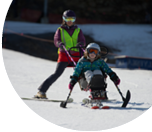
[
  {"xmin": 60, "ymin": 90, "xmax": 72, "ymax": 108},
  {"xmin": 115, "ymin": 84, "xmax": 131, "ymax": 107}
]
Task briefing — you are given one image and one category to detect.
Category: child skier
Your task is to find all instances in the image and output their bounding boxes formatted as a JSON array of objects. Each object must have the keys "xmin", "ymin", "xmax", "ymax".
[
  {"xmin": 68, "ymin": 43, "xmax": 120, "ymax": 99},
  {"xmin": 34, "ymin": 10, "xmax": 86, "ymax": 99}
]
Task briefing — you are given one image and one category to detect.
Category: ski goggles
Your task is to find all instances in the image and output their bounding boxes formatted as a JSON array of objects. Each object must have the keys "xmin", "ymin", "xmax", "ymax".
[
  {"xmin": 88, "ymin": 48, "xmax": 99, "ymax": 54},
  {"xmin": 63, "ymin": 16, "xmax": 76, "ymax": 22}
]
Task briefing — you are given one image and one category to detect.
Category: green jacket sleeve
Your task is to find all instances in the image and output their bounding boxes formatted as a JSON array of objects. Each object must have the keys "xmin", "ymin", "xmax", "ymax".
[{"xmin": 100, "ymin": 60, "xmax": 113, "ymax": 74}]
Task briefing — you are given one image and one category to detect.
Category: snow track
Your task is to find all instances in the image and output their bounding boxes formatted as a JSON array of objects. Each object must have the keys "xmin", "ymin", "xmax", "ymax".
[{"xmin": 2, "ymin": 49, "xmax": 152, "ymax": 131}]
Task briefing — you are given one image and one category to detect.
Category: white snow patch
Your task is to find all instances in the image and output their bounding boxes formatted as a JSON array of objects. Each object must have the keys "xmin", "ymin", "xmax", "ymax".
[{"xmin": 2, "ymin": 48, "xmax": 152, "ymax": 131}]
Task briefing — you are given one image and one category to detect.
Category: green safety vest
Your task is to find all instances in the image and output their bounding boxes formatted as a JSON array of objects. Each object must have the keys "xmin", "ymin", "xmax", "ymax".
[{"xmin": 58, "ymin": 27, "xmax": 80, "ymax": 53}]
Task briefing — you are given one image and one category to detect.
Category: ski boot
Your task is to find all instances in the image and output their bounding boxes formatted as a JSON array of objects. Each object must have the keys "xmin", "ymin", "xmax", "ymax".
[{"xmin": 34, "ymin": 91, "xmax": 47, "ymax": 99}]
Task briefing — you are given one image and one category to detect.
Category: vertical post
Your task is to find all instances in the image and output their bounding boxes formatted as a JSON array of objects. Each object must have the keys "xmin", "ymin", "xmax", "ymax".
[
  {"xmin": 41, "ymin": 0, "xmax": 49, "ymax": 23},
  {"xmin": 44, "ymin": 0, "xmax": 48, "ymax": 17}
]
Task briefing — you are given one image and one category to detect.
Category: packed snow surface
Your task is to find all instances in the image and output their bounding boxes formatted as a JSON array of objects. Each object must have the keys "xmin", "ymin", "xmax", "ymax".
[{"xmin": 2, "ymin": 48, "xmax": 152, "ymax": 131}]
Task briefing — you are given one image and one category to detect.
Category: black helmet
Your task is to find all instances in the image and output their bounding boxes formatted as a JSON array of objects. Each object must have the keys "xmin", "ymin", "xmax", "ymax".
[{"xmin": 63, "ymin": 10, "xmax": 76, "ymax": 19}]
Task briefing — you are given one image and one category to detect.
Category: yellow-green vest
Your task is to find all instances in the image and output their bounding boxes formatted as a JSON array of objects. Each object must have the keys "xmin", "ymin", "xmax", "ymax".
[{"xmin": 58, "ymin": 27, "xmax": 80, "ymax": 53}]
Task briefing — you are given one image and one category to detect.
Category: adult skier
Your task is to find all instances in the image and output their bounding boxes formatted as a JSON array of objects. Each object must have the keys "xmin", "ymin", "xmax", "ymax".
[{"xmin": 35, "ymin": 10, "xmax": 86, "ymax": 99}]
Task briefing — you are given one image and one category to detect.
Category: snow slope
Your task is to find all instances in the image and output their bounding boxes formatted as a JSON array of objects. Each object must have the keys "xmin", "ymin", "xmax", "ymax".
[{"xmin": 2, "ymin": 48, "xmax": 152, "ymax": 131}]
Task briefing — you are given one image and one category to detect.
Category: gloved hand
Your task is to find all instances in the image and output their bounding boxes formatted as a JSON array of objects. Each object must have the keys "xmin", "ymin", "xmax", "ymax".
[
  {"xmin": 58, "ymin": 42, "xmax": 65, "ymax": 49},
  {"xmin": 114, "ymin": 78, "xmax": 120, "ymax": 86},
  {"xmin": 68, "ymin": 79, "xmax": 77, "ymax": 90},
  {"xmin": 76, "ymin": 42, "xmax": 85, "ymax": 48},
  {"xmin": 109, "ymin": 72, "xmax": 120, "ymax": 86}
]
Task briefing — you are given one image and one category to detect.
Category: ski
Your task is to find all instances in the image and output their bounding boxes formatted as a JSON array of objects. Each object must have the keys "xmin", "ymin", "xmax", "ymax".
[
  {"xmin": 82, "ymin": 98, "xmax": 112, "ymax": 109},
  {"xmin": 82, "ymin": 98, "xmax": 116, "ymax": 104},
  {"xmin": 81, "ymin": 96, "xmax": 131, "ymax": 109},
  {"xmin": 21, "ymin": 97, "xmax": 73, "ymax": 103},
  {"xmin": 81, "ymin": 103, "xmax": 110, "ymax": 109},
  {"xmin": 82, "ymin": 104, "xmax": 132, "ymax": 110}
]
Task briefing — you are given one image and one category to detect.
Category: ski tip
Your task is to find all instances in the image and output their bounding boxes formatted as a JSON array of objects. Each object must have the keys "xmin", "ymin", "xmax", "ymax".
[
  {"xmin": 91, "ymin": 106, "xmax": 110, "ymax": 109},
  {"xmin": 102, "ymin": 106, "xmax": 110, "ymax": 109},
  {"xmin": 91, "ymin": 106, "xmax": 99, "ymax": 109}
]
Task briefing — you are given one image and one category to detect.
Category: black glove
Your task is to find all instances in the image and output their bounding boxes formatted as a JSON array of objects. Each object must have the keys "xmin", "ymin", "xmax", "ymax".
[
  {"xmin": 76, "ymin": 42, "xmax": 85, "ymax": 48},
  {"xmin": 109, "ymin": 72, "xmax": 120, "ymax": 85}
]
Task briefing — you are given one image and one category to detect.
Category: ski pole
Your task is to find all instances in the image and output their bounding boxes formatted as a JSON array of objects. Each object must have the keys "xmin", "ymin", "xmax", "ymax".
[
  {"xmin": 60, "ymin": 90, "xmax": 72, "ymax": 108},
  {"xmin": 115, "ymin": 84, "xmax": 131, "ymax": 107},
  {"xmin": 115, "ymin": 85, "xmax": 125, "ymax": 101},
  {"xmin": 80, "ymin": 46, "xmax": 85, "ymax": 52},
  {"xmin": 62, "ymin": 45, "xmax": 77, "ymax": 66}
]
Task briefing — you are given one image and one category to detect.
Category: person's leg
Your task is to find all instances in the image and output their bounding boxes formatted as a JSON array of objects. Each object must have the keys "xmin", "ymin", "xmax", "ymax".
[
  {"xmin": 38, "ymin": 62, "xmax": 69, "ymax": 93},
  {"xmin": 93, "ymin": 70, "xmax": 103, "ymax": 76},
  {"xmin": 92, "ymin": 70, "xmax": 108, "ymax": 99},
  {"xmin": 79, "ymin": 78, "xmax": 88, "ymax": 90},
  {"xmin": 84, "ymin": 70, "xmax": 93, "ymax": 84}
]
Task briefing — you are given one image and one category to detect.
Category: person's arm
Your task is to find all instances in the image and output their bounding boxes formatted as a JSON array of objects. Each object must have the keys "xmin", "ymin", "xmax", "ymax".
[
  {"xmin": 100, "ymin": 60, "xmax": 113, "ymax": 74},
  {"xmin": 54, "ymin": 28, "xmax": 63, "ymax": 47},
  {"xmin": 100, "ymin": 60, "xmax": 120, "ymax": 86},
  {"xmin": 73, "ymin": 59, "xmax": 83, "ymax": 78},
  {"xmin": 68, "ymin": 59, "xmax": 83, "ymax": 90},
  {"xmin": 54, "ymin": 28, "xmax": 65, "ymax": 49},
  {"xmin": 77, "ymin": 29, "xmax": 86, "ymax": 47}
]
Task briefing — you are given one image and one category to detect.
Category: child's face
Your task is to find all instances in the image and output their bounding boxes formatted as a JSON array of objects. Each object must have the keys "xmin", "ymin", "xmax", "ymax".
[
  {"xmin": 66, "ymin": 21, "xmax": 74, "ymax": 27},
  {"xmin": 89, "ymin": 52, "xmax": 96, "ymax": 59}
]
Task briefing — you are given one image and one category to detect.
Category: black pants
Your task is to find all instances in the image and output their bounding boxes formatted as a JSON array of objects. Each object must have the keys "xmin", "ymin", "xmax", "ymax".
[{"xmin": 38, "ymin": 62, "xmax": 69, "ymax": 93}]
